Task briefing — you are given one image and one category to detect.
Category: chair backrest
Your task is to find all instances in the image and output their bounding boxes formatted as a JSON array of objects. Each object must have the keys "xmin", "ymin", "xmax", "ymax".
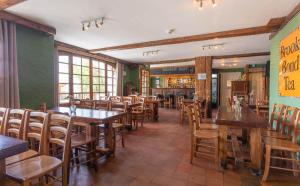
[
  {"xmin": 136, "ymin": 97, "xmax": 145, "ymax": 105},
  {"xmin": 99, "ymin": 96, "xmax": 108, "ymax": 101},
  {"xmin": 281, "ymin": 107, "xmax": 299, "ymax": 136},
  {"xmin": 186, "ymin": 105, "xmax": 197, "ymax": 133},
  {"xmin": 122, "ymin": 96, "xmax": 132, "ymax": 103},
  {"xmin": 111, "ymin": 102, "xmax": 127, "ymax": 112},
  {"xmin": 0, "ymin": 107, "xmax": 8, "ymax": 135},
  {"xmin": 269, "ymin": 104, "xmax": 286, "ymax": 131},
  {"xmin": 45, "ymin": 113, "xmax": 72, "ymax": 163},
  {"xmin": 78, "ymin": 99, "xmax": 94, "ymax": 109},
  {"xmin": 110, "ymin": 96, "xmax": 121, "ymax": 103},
  {"xmin": 4, "ymin": 109, "xmax": 29, "ymax": 139},
  {"xmin": 24, "ymin": 111, "xmax": 49, "ymax": 154},
  {"xmin": 194, "ymin": 102, "xmax": 205, "ymax": 129},
  {"xmin": 293, "ymin": 111, "xmax": 300, "ymax": 145},
  {"xmin": 94, "ymin": 100, "xmax": 111, "ymax": 110},
  {"xmin": 132, "ymin": 106, "xmax": 144, "ymax": 113},
  {"xmin": 147, "ymin": 96, "xmax": 157, "ymax": 101}
]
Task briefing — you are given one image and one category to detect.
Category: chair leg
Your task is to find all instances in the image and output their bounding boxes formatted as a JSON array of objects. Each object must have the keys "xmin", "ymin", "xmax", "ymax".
[
  {"xmin": 214, "ymin": 138, "xmax": 219, "ymax": 167},
  {"xmin": 190, "ymin": 137, "xmax": 194, "ymax": 164},
  {"xmin": 22, "ymin": 180, "xmax": 31, "ymax": 186},
  {"xmin": 262, "ymin": 145, "xmax": 271, "ymax": 182},
  {"xmin": 292, "ymin": 152, "xmax": 299, "ymax": 177},
  {"xmin": 121, "ymin": 131, "xmax": 125, "ymax": 148},
  {"xmin": 62, "ymin": 164, "xmax": 69, "ymax": 186}
]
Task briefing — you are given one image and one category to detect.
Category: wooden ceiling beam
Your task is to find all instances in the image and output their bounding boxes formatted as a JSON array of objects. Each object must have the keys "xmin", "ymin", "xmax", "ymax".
[
  {"xmin": 145, "ymin": 52, "xmax": 270, "ymax": 65},
  {"xmin": 0, "ymin": 10, "xmax": 56, "ymax": 35},
  {"xmin": 0, "ymin": 0, "xmax": 25, "ymax": 10},
  {"xmin": 212, "ymin": 52, "xmax": 270, "ymax": 59},
  {"xmin": 90, "ymin": 18, "xmax": 284, "ymax": 53}
]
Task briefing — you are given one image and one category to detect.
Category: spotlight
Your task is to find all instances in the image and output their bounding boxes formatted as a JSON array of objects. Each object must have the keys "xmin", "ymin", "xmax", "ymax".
[
  {"xmin": 212, "ymin": 0, "xmax": 217, "ymax": 7},
  {"xmin": 95, "ymin": 17, "xmax": 104, "ymax": 28},
  {"xmin": 82, "ymin": 21, "xmax": 91, "ymax": 31}
]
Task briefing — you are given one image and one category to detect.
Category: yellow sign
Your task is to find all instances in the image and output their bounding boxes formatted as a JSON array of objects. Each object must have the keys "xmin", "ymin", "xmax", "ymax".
[{"xmin": 279, "ymin": 27, "xmax": 300, "ymax": 97}]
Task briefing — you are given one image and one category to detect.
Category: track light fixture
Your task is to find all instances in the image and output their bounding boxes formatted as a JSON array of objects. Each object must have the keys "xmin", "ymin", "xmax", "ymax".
[
  {"xmin": 194, "ymin": 0, "xmax": 217, "ymax": 10},
  {"xmin": 81, "ymin": 17, "xmax": 105, "ymax": 31},
  {"xmin": 202, "ymin": 43, "xmax": 225, "ymax": 50}
]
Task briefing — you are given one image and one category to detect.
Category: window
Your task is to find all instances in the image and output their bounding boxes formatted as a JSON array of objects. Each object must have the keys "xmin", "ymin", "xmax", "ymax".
[
  {"xmin": 107, "ymin": 64, "xmax": 117, "ymax": 96},
  {"xmin": 140, "ymin": 69, "xmax": 150, "ymax": 96},
  {"xmin": 57, "ymin": 52, "xmax": 118, "ymax": 104},
  {"xmin": 92, "ymin": 60, "xmax": 106, "ymax": 99},
  {"xmin": 58, "ymin": 55, "xmax": 70, "ymax": 104},
  {"xmin": 72, "ymin": 56, "xmax": 90, "ymax": 99}
]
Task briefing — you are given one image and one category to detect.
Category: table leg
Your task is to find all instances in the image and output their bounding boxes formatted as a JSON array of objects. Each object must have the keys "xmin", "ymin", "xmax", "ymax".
[
  {"xmin": 219, "ymin": 125, "xmax": 228, "ymax": 170},
  {"xmin": 250, "ymin": 128, "xmax": 262, "ymax": 175},
  {"xmin": 104, "ymin": 120, "xmax": 114, "ymax": 154},
  {"xmin": 180, "ymin": 107, "xmax": 184, "ymax": 124},
  {"xmin": 0, "ymin": 159, "xmax": 5, "ymax": 179}
]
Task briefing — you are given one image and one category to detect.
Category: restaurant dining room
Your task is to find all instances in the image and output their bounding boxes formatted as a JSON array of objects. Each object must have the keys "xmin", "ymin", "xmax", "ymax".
[{"xmin": 1, "ymin": 0, "xmax": 300, "ymax": 186}]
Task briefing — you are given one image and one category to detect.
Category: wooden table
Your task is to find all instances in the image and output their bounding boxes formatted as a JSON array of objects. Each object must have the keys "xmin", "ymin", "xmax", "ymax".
[
  {"xmin": 0, "ymin": 135, "xmax": 28, "ymax": 178},
  {"xmin": 144, "ymin": 100, "xmax": 160, "ymax": 121},
  {"xmin": 180, "ymin": 99, "xmax": 194, "ymax": 124},
  {"xmin": 215, "ymin": 107, "xmax": 268, "ymax": 174},
  {"xmin": 55, "ymin": 107, "xmax": 126, "ymax": 154}
]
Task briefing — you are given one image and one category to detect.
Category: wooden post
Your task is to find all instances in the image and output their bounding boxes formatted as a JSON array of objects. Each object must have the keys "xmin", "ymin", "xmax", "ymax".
[{"xmin": 195, "ymin": 56, "xmax": 212, "ymax": 118}]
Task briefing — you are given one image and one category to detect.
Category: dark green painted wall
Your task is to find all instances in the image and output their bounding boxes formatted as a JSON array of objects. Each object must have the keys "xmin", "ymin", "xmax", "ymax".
[
  {"xmin": 123, "ymin": 64, "xmax": 140, "ymax": 93},
  {"xmin": 16, "ymin": 25, "xmax": 55, "ymax": 109}
]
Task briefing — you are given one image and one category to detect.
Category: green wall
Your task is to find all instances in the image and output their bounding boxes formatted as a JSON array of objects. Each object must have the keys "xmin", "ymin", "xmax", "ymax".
[
  {"xmin": 270, "ymin": 13, "xmax": 300, "ymax": 108},
  {"xmin": 16, "ymin": 25, "xmax": 55, "ymax": 109},
  {"xmin": 123, "ymin": 64, "xmax": 140, "ymax": 94}
]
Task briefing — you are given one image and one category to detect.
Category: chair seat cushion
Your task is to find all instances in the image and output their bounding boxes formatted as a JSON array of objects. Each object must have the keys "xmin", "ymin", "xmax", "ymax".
[
  {"xmin": 6, "ymin": 155, "xmax": 62, "ymax": 181},
  {"xmin": 194, "ymin": 130, "xmax": 218, "ymax": 139},
  {"xmin": 6, "ymin": 150, "xmax": 38, "ymax": 166},
  {"xmin": 264, "ymin": 137, "xmax": 300, "ymax": 152}
]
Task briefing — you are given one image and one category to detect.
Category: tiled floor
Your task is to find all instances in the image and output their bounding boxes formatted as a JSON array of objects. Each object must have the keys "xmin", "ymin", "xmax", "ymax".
[{"xmin": 4, "ymin": 108, "xmax": 300, "ymax": 185}]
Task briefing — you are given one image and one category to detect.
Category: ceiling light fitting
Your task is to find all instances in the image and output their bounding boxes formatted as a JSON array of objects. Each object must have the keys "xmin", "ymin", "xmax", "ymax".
[
  {"xmin": 202, "ymin": 43, "xmax": 225, "ymax": 50},
  {"xmin": 143, "ymin": 50, "xmax": 160, "ymax": 56},
  {"xmin": 82, "ymin": 17, "xmax": 105, "ymax": 31},
  {"xmin": 195, "ymin": 0, "xmax": 217, "ymax": 10}
]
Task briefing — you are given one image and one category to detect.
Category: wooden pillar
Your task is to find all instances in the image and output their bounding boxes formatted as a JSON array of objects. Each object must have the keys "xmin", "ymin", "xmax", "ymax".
[{"xmin": 195, "ymin": 56, "xmax": 212, "ymax": 118}]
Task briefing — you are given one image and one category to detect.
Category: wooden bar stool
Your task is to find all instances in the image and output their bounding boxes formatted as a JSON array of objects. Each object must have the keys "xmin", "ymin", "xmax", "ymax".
[{"xmin": 187, "ymin": 105, "xmax": 219, "ymax": 165}]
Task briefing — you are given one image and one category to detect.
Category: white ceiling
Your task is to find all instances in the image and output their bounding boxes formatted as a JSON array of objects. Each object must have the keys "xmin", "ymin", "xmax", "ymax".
[{"xmin": 7, "ymin": 0, "xmax": 300, "ymax": 63}]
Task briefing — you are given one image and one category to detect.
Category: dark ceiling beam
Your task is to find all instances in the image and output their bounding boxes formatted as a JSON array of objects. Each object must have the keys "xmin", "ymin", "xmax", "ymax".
[
  {"xmin": 90, "ymin": 17, "xmax": 285, "ymax": 53},
  {"xmin": 0, "ymin": 0, "xmax": 26, "ymax": 10},
  {"xmin": 0, "ymin": 10, "xmax": 56, "ymax": 35}
]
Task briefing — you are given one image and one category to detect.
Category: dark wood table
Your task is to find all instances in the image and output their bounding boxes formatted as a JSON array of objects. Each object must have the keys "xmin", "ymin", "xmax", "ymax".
[
  {"xmin": 215, "ymin": 107, "xmax": 268, "ymax": 174},
  {"xmin": 0, "ymin": 135, "xmax": 28, "ymax": 178},
  {"xmin": 55, "ymin": 107, "xmax": 126, "ymax": 154}
]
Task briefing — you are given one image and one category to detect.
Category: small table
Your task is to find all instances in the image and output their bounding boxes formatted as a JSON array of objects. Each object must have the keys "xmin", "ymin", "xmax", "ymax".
[
  {"xmin": 55, "ymin": 107, "xmax": 126, "ymax": 154},
  {"xmin": 0, "ymin": 135, "xmax": 28, "ymax": 178},
  {"xmin": 144, "ymin": 100, "xmax": 160, "ymax": 121},
  {"xmin": 215, "ymin": 107, "xmax": 268, "ymax": 174}
]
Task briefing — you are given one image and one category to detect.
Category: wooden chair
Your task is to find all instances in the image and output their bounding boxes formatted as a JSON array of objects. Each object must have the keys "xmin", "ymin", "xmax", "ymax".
[
  {"xmin": 6, "ymin": 113, "xmax": 72, "ymax": 186},
  {"xmin": 110, "ymin": 96, "xmax": 121, "ymax": 103},
  {"xmin": 4, "ymin": 109, "xmax": 28, "ymax": 139},
  {"xmin": 176, "ymin": 96, "xmax": 184, "ymax": 110},
  {"xmin": 163, "ymin": 97, "xmax": 172, "ymax": 109},
  {"xmin": 262, "ymin": 104, "xmax": 287, "ymax": 139},
  {"xmin": 128, "ymin": 95, "xmax": 138, "ymax": 103},
  {"xmin": 6, "ymin": 111, "xmax": 48, "ymax": 166},
  {"xmin": 94, "ymin": 100, "xmax": 111, "ymax": 110},
  {"xmin": 256, "ymin": 99, "xmax": 269, "ymax": 118},
  {"xmin": 111, "ymin": 103, "xmax": 127, "ymax": 150},
  {"xmin": 132, "ymin": 106, "xmax": 144, "ymax": 130},
  {"xmin": 262, "ymin": 109, "xmax": 300, "ymax": 181},
  {"xmin": 122, "ymin": 96, "xmax": 133, "ymax": 104},
  {"xmin": 78, "ymin": 99, "xmax": 94, "ymax": 109},
  {"xmin": 194, "ymin": 101, "xmax": 218, "ymax": 130},
  {"xmin": 187, "ymin": 105, "xmax": 218, "ymax": 165},
  {"xmin": 0, "ymin": 107, "xmax": 8, "ymax": 134}
]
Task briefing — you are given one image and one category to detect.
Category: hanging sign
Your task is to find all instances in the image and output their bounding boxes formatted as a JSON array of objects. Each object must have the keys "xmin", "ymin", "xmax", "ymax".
[{"xmin": 279, "ymin": 27, "xmax": 300, "ymax": 97}]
